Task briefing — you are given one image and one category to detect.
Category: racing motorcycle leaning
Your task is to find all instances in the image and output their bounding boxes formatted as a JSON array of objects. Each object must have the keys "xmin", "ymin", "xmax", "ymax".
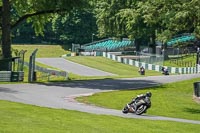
[{"xmin": 122, "ymin": 93, "xmax": 151, "ymax": 115}]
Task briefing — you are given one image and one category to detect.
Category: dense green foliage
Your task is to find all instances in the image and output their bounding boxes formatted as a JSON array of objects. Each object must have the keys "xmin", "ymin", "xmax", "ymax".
[
  {"xmin": 10, "ymin": 0, "xmax": 200, "ymax": 50},
  {"xmin": 0, "ymin": 0, "xmax": 89, "ymax": 70},
  {"xmin": 93, "ymin": 0, "xmax": 200, "ymax": 52},
  {"xmin": 12, "ymin": 9, "xmax": 98, "ymax": 45},
  {"xmin": 2, "ymin": 0, "xmax": 200, "ymax": 69}
]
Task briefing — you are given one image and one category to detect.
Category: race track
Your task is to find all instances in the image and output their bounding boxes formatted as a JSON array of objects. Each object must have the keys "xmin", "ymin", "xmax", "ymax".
[{"xmin": 0, "ymin": 58, "xmax": 200, "ymax": 124}]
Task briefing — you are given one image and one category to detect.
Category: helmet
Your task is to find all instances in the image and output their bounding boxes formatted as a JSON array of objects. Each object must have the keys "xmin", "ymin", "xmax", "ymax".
[{"xmin": 146, "ymin": 92, "xmax": 152, "ymax": 97}]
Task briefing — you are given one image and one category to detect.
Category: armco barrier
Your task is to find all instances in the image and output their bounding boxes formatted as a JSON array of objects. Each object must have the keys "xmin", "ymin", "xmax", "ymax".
[
  {"xmin": 103, "ymin": 52, "xmax": 197, "ymax": 74},
  {"xmin": 0, "ymin": 71, "xmax": 24, "ymax": 82},
  {"xmin": 23, "ymin": 61, "xmax": 68, "ymax": 81},
  {"xmin": 0, "ymin": 71, "xmax": 11, "ymax": 81}
]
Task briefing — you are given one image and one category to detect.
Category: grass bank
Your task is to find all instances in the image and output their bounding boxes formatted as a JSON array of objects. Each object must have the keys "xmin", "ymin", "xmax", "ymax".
[
  {"xmin": 76, "ymin": 77, "xmax": 200, "ymax": 120},
  {"xmin": 66, "ymin": 56, "xmax": 161, "ymax": 78},
  {"xmin": 12, "ymin": 44, "xmax": 70, "ymax": 60},
  {"xmin": 0, "ymin": 100, "xmax": 199, "ymax": 133}
]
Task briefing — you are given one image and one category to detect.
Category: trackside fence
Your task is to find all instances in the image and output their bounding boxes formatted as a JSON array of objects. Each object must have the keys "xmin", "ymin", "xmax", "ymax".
[
  {"xmin": 103, "ymin": 52, "xmax": 197, "ymax": 74},
  {"xmin": 24, "ymin": 61, "xmax": 68, "ymax": 81},
  {"xmin": 0, "ymin": 71, "xmax": 24, "ymax": 82}
]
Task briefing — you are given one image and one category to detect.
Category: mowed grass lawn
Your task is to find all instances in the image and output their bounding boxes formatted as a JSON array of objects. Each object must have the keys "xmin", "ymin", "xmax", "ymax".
[
  {"xmin": 0, "ymin": 100, "xmax": 199, "ymax": 133},
  {"xmin": 77, "ymin": 77, "xmax": 200, "ymax": 121},
  {"xmin": 12, "ymin": 44, "xmax": 70, "ymax": 60}
]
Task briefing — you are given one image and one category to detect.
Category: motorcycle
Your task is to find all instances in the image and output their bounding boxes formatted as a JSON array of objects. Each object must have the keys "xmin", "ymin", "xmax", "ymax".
[
  {"xmin": 122, "ymin": 97, "xmax": 151, "ymax": 115},
  {"xmin": 161, "ymin": 67, "xmax": 169, "ymax": 75}
]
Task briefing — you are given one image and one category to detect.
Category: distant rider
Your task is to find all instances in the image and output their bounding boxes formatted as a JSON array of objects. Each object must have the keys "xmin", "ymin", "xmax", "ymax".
[
  {"xmin": 138, "ymin": 66, "xmax": 145, "ymax": 75},
  {"xmin": 161, "ymin": 67, "xmax": 169, "ymax": 75}
]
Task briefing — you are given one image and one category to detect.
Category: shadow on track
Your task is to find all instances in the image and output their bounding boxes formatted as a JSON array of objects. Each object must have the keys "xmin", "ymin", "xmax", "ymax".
[
  {"xmin": 34, "ymin": 78, "xmax": 161, "ymax": 90},
  {"xmin": 0, "ymin": 87, "xmax": 18, "ymax": 93}
]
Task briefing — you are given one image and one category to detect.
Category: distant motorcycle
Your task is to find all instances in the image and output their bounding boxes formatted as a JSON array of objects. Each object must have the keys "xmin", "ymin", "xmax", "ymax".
[
  {"xmin": 122, "ymin": 96, "xmax": 151, "ymax": 115},
  {"xmin": 138, "ymin": 66, "xmax": 145, "ymax": 75},
  {"xmin": 161, "ymin": 67, "xmax": 169, "ymax": 75}
]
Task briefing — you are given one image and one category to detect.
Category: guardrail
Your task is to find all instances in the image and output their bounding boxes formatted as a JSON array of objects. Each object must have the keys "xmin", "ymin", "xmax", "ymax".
[
  {"xmin": 0, "ymin": 71, "xmax": 11, "ymax": 81},
  {"xmin": 0, "ymin": 71, "xmax": 24, "ymax": 82},
  {"xmin": 24, "ymin": 61, "xmax": 68, "ymax": 81}
]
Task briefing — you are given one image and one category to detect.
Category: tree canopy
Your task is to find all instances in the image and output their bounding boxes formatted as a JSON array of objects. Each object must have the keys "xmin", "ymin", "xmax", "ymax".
[
  {"xmin": 1, "ymin": 0, "xmax": 200, "ymax": 70},
  {"xmin": 94, "ymin": 0, "xmax": 200, "ymax": 51},
  {"xmin": 0, "ymin": 0, "xmax": 89, "ymax": 70}
]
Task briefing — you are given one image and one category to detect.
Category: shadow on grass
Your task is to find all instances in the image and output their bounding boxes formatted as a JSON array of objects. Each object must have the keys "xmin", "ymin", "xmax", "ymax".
[{"xmin": 184, "ymin": 108, "xmax": 200, "ymax": 114}]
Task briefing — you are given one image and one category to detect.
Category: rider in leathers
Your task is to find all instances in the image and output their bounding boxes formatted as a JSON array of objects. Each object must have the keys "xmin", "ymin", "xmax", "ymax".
[{"xmin": 127, "ymin": 92, "xmax": 152, "ymax": 112}]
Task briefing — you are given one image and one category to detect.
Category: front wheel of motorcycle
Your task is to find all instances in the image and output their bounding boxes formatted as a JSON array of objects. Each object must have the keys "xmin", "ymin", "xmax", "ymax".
[
  {"xmin": 135, "ymin": 105, "xmax": 147, "ymax": 115},
  {"xmin": 122, "ymin": 106, "xmax": 129, "ymax": 114}
]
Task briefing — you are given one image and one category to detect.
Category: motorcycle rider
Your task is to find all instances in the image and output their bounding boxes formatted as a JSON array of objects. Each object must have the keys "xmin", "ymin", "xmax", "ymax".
[
  {"xmin": 161, "ymin": 67, "xmax": 169, "ymax": 75},
  {"xmin": 138, "ymin": 66, "xmax": 145, "ymax": 75},
  {"xmin": 127, "ymin": 92, "xmax": 152, "ymax": 112}
]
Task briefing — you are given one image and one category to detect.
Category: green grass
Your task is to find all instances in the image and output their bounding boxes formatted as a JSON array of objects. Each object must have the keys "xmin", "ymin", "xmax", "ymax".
[
  {"xmin": 164, "ymin": 54, "xmax": 196, "ymax": 67},
  {"xmin": 76, "ymin": 77, "xmax": 200, "ymax": 120},
  {"xmin": 1, "ymin": 45, "xmax": 200, "ymax": 132},
  {"xmin": 0, "ymin": 100, "xmax": 199, "ymax": 133},
  {"xmin": 12, "ymin": 44, "xmax": 70, "ymax": 60},
  {"xmin": 66, "ymin": 56, "xmax": 161, "ymax": 78}
]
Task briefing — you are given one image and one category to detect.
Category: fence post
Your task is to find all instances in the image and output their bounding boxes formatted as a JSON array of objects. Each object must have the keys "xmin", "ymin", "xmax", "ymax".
[
  {"xmin": 28, "ymin": 55, "xmax": 33, "ymax": 82},
  {"xmin": 28, "ymin": 49, "xmax": 38, "ymax": 83}
]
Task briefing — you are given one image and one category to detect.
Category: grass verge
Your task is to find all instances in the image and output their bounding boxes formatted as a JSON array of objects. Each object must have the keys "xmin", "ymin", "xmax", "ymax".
[{"xmin": 0, "ymin": 100, "xmax": 199, "ymax": 133}]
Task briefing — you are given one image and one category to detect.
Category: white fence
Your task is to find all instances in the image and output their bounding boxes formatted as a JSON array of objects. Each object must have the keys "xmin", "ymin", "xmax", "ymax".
[{"xmin": 103, "ymin": 52, "xmax": 197, "ymax": 74}]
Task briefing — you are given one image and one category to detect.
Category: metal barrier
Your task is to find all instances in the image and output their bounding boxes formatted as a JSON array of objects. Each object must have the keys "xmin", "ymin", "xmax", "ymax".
[
  {"xmin": 0, "ymin": 71, "xmax": 11, "ymax": 81},
  {"xmin": 24, "ymin": 61, "xmax": 68, "ymax": 81},
  {"xmin": 11, "ymin": 71, "xmax": 24, "ymax": 82},
  {"xmin": 0, "ymin": 71, "xmax": 24, "ymax": 82},
  {"xmin": 28, "ymin": 49, "xmax": 38, "ymax": 82}
]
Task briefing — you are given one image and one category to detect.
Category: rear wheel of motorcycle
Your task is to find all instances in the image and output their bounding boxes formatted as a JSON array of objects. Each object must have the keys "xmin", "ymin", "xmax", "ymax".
[{"xmin": 135, "ymin": 105, "xmax": 147, "ymax": 115}]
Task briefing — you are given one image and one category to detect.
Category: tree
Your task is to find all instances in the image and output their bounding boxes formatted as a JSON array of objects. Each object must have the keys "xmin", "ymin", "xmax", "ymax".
[
  {"xmin": 0, "ymin": 0, "xmax": 89, "ymax": 70},
  {"xmin": 94, "ymin": 0, "xmax": 200, "ymax": 54},
  {"xmin": 94, "ymin": 0, "xmax": 151, "ymax": 52},
  {"xmin": 12, "ymin": 9, "xmax": 98, "ymax": 45},
  {"xmin": 50, "ymin": 9, "xmax": 98, "ymax": 45}
]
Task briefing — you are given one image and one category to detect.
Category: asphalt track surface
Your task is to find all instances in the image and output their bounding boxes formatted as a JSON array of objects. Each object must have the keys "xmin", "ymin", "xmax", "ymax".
[
  {"xmin": 36, "ymin": 58, "xmax": 116, "ymax": 76},
  {"xmin": 1, "ymin": 58, "xmax": 200, "ymax": 124}
]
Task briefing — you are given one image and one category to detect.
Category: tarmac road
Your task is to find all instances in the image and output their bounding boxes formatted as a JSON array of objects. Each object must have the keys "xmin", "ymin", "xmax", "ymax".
[
  {"xmin": 36, "ymin": 58, "xmax": 116, "ymax": 76},
  {"xmin": 1, "ymin": 74, "xmax": 200, "ymax": 124}
]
